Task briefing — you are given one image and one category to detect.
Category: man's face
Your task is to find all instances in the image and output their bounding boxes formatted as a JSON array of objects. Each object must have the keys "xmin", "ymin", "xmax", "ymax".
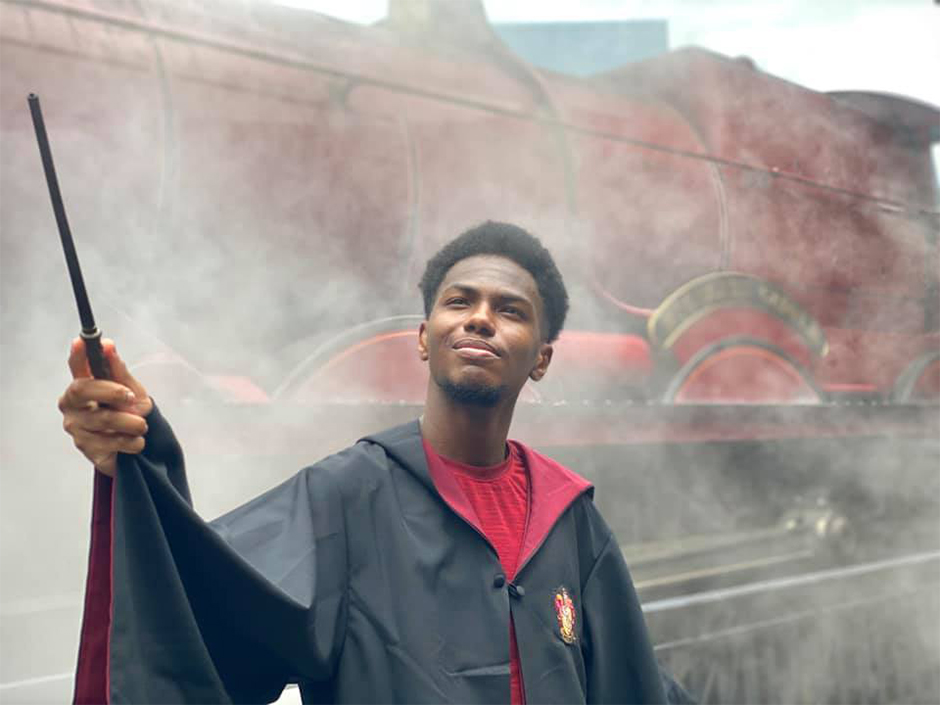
[{"xmin": 418, "ymin": 255, "xmax": 553, "ymax": 407}]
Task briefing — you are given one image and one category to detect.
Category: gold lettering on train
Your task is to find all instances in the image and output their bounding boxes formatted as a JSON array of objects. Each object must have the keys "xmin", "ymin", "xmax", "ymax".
[{"xmin": 650, "ymin": 273, "xmax": 828, "ymax": 356}]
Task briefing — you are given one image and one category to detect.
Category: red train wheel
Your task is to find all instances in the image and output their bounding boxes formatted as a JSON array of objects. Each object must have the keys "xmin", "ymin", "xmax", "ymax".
[
  {"xmin": 891, "ymin": 352, "xmax": 940, "ymax": 403},
  {"xmin": 664, "ymin": 337, "xmax": 823, "ymax": 404}
]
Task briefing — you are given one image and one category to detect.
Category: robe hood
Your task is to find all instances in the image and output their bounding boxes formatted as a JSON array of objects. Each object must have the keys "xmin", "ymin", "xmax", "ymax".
[{"xmin": 362, "ymin": 420, "xmax": 594, "ymax": 572}]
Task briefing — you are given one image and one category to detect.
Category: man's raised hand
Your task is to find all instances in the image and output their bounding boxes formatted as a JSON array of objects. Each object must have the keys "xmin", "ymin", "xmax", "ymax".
[{"xmin": 59, "ymin": 338, "xmax": 153, "ymax": 477}]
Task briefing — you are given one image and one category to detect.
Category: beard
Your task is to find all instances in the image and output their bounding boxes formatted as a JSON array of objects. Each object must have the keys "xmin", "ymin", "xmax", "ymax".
[{"xmin": 438, "ymin": 377, "xmax": 506, "ymax": 407}]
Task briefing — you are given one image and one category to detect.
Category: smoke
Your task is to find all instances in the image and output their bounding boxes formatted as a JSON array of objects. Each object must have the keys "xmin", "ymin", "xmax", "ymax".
[{"xmin": 1, "ymin": 0, "xmax": 938, "ymax": 702}]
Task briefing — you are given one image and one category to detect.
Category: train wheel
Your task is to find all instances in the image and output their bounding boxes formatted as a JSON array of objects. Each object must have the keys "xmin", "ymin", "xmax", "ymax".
[
  {"xmin": 891, "ymin": 351, "xmax": 940, "ymax": 403},
  {"xmin": 274, "ymin": 316, "xmax": 425, "ymax": 403},
  {"xmin": 663, "ymin": 337, "xmax": 823, "ymax": 404},
  {"xmin": 649, "ymin": 272, "xmax": 828, "ymax": 402}
]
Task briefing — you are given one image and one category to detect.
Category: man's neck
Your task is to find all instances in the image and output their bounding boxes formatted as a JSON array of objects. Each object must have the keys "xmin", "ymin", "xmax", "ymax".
[{"xmin": 420, "ymin": 384, "xmax": 517, "ymax": 466}]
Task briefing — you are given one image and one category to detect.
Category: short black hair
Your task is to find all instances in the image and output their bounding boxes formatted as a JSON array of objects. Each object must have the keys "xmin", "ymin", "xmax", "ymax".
[{"xmin": 418, "ymin": 221, "xmax": 569, "ymax": 342}]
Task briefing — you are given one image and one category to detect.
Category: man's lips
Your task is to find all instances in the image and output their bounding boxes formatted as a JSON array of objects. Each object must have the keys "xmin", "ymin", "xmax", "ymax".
[{"xmin": 452, "ymin": 338, "xmax": 499, "ymax": 357}]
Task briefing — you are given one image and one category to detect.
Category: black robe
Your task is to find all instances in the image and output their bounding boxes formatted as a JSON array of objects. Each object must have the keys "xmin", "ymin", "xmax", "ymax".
[{"xmin": 74, "ymin": 405, "xmax": 668, "ymax": 704}]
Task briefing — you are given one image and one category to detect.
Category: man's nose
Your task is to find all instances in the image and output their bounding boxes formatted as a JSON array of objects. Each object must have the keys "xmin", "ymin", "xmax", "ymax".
[{"xmin": 464, "ymin": 304, "xmax": 496, "ymax": 335}]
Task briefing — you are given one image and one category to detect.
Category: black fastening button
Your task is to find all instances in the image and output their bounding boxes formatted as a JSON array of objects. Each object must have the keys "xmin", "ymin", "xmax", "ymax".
[
  {"xmin": 493, "ymin": 574, "xmax": 506, "ymax": 588},
  {"xmin": 508, "ymin": 583, "xmax": 525, "ymax": 598}
]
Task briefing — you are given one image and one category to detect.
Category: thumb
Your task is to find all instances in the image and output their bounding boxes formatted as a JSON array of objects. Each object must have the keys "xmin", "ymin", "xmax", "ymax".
[
  {"xmin": 102, "ymin": 339, "xmax": 153, "ymax": 415},
  {"xmin": 68, "ymin": 338, "xmax": 92, "ymax": 379}
]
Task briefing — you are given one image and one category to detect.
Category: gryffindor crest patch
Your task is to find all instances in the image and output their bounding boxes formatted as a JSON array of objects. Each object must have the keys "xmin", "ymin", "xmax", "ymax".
[{"xmin": 553, "ymin": 586, "xmax": 577, "ymax": 644}]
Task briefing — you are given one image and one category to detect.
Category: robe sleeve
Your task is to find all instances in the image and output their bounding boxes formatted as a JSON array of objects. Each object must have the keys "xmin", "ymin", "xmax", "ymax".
[
  {"xmin": 73, "ymin": 403, "xmax": 348, "ymax": 704},
  {"xmin": 582, "ymin": 531, "xmax": 667, "ymax": 704}
]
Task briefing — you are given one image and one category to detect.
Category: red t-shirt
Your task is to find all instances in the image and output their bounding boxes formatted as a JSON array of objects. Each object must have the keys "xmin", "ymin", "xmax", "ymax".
[{"xmin": 422, "ymin": 439, "xmax": 529, "ymax": 705}]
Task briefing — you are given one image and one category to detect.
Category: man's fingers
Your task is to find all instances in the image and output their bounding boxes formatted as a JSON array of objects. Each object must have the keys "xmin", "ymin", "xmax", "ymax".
[
  {"xmin": 63, "ymin": 337, "xmax": 150, "ymax": 475},
  {"xmin": 58, "ymin": 383, "xmax": 96, "ymax": 413},
  {"xmin": 67, "ymin": 338, "xmax": 92, "ymax": 379},
  {"xmin": 80, "ymin": 408, "xmax": 148, "ymax": 436},
  {"xmin": 64, "ymin": 338, "xmax": 151, "ymax": 415},
  {"xmin": 103, "ymin": 342, "xmax": 139, "ymax": 394},
  {"xmin": 102, "ymin": 340, "xmax": 153, "ymax": 416},
  {"xmin": 71, "ymin": 427, "xmax": 146, "ymax": 457},
  {"xmin": 60, "ymin": 378, "xmax": 137, "ymax": 412},
  {"xmin": 114, "ymin": 434, "xmax": 146, "ymax": 454}
]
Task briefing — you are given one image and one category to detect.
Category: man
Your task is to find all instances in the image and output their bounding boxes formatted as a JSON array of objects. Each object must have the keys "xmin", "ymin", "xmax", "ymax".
[{"xmin": 60, "ymin": 221, "xmax": 674, "ymax": 704}]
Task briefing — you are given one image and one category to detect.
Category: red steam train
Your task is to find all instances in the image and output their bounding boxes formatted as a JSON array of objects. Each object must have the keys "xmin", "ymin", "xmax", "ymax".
[
  {"xmin": 3, "ymin": 0, "xmax": 937, "ymax": 419},
  {"xmin": 1, "ymin": 0, "xmax": 938, "ymax": 702}
]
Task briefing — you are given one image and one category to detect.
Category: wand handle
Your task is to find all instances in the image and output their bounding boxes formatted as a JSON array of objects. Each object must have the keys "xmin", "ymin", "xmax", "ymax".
[
  {"xmin": 29, "ymin": 93, "xmax": 111, "ymax": 380},
  {"xmin": 81, "ymin": 328, "xmax": 112, "ymax": 380}
]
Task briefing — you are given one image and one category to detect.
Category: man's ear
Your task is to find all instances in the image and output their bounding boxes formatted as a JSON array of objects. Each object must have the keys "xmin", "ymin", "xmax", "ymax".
[
  {"xmin": 529, "ymin": 343, "xmax": 553, "ymax": 381},
  {"xmin": 418, "ymin": 321, "xmax": 429, "ymax": 361}
]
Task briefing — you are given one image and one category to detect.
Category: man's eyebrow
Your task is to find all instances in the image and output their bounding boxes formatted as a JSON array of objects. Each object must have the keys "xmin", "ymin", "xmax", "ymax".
[{"xmin": 443, "ymin": 284, "xmax": 534, "ymax": 307}]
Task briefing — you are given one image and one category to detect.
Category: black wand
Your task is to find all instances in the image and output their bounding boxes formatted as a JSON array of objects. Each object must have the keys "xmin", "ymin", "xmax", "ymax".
[{"xmin": 28, "ymin": 93, "xmax": 111, "ymax": 380}]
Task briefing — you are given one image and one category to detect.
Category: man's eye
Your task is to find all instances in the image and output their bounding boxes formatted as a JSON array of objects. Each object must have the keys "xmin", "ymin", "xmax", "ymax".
[
  {"xmin": 502, "ymin": 306, "xmax": 524, "ymax": 317},
  {"xmin": 446, "ymin": 298, "xmax": 468, "ymax": 306}
]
